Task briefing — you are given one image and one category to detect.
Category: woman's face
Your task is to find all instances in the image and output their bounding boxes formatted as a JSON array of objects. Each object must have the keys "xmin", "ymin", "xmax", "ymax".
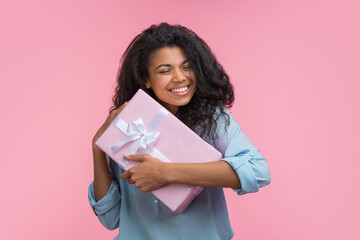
[{"xmin": 146, "ymin": 46, "xmax": 196, "ymax": 114}]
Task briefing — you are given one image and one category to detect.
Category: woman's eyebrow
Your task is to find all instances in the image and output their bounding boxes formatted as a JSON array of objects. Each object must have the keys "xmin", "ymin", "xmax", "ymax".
[
  {"xmin": 182, "ymin": 59, "xmax": 189, "ymax": 65},
  {"xmin": 155, "ymin": 64, "xmax": 171, "ymax": 70},
  {"xmin": 155, "ymin": 59, "xmax": 189, "ymax": 70}
]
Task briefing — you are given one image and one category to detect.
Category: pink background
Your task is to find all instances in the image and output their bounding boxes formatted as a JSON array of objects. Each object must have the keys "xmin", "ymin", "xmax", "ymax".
[{"xmin": 1, "ymin": 0, "xmax": 359, "ymax": 239}]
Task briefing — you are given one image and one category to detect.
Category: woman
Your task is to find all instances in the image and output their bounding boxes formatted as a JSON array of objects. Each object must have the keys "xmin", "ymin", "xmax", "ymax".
[{"xmin": 89, "ymin": 22, "xmax": 270, "ymax": 240}]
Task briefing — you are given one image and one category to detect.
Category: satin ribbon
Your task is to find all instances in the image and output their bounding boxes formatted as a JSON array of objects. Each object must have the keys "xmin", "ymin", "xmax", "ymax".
[
  {"xmin": 111, "ymin": 117, "xmax": 160, "ymax": 155},
  {"xmin": 110, "ymin": 107, "xmax": 169, "ymax": 165}
]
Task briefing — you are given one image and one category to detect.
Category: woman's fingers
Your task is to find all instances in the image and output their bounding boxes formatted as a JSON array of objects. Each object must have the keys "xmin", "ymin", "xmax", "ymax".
[
  {"xmin": 118, "ymin": 155, "xmax": 167, "ymax": 192},
  {"xmin": 123, "ymin": 154, "xmax": 147, "ymax": 162},
  {"xmin": 113, "ymin": 101, "xmax": 128, "ymax": 116},
  {"xmin": 119, "ymin": 101, "xmax": 128, "ymax": 111},
  {"xmin": 94, "ymin": 101, "xmax": 129, "ymax": 142},
  {"xmin": 128, "ymin": 178, "xmax": 135, "ymax": 184},
  {"xmin": 106, "ymin": 102, "xmax": 128, "ymax": 124},
  {"xmin": 120, "ymin": 170, "xmax": 130, "ymax": 180}
]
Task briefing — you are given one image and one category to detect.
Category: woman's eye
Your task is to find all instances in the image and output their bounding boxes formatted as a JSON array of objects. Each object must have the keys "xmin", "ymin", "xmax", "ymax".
[
  {"xmin": 183, "ymin": 65, "xmax": 192, "ymax": 70},
  {"xmin": 159, "ymin": 69, "xmax": 170, "ymax": 74}
]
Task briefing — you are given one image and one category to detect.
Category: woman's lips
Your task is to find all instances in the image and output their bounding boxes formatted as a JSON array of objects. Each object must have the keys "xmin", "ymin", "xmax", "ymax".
[
  {"xmin": 169, "ymin": 85, "xmax": 190, "ymax": 96},
  {"xmin": 171, "ymin": 86, "xmax": 188, "ymax": 93}
]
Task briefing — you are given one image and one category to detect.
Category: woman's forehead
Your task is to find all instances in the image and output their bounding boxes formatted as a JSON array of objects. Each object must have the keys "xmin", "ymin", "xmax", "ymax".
[{"xmin": 148, "ymin": 46, "xmax": 187, "ymax": 66}]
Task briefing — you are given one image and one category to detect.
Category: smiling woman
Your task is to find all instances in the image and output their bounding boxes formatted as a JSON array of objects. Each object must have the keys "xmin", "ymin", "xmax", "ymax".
[
  {"xmin": 145, "ymin": 46, "xmax": 197, "ymax": 114},
  {"xmin": 89, "ymin": 22, "xmax": 270, "ymax": 240}
]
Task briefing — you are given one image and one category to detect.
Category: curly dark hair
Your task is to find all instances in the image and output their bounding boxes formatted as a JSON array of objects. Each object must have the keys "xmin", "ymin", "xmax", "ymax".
[{"xmin": 110, "ymin": 22, "xmax": 234, "ymax": 141}]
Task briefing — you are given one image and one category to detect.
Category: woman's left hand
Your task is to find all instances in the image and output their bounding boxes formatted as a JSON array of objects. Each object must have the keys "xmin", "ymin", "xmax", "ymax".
[{"xmin": 120, "ymin": 154, "xmax": 168, "ymax": 192}]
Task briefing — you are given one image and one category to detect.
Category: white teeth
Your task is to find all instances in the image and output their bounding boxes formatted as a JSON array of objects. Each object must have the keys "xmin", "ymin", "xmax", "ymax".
[{"xmin": 171, "ymin": 87, "xmax": 188, "ymax": 93}]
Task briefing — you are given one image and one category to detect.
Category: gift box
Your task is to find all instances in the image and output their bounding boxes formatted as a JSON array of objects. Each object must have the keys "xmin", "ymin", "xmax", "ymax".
[{"xmin": 95, "ymin": 89, "xmax": 222, "ymax": 213}]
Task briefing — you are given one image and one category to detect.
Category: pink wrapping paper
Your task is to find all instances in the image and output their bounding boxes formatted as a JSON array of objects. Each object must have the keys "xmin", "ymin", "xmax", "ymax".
[{"xmin": 95, "ymin": 89, "xmax": 222, "ymax": 213}]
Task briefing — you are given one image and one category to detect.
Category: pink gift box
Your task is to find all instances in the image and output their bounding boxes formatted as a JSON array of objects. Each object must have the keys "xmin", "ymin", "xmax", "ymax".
[{"xmin": 95, "ymin": 89, "xmax": 222, "ymax": 213}]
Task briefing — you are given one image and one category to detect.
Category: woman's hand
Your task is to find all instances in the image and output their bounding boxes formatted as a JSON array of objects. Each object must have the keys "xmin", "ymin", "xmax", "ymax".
[
  {"xmin": 92, "ymin": 102, "xmax": 128, "ymax": 147},
  {"xmin": 120, "ymin": 154, "xmax": 168, "ymax": 192}
]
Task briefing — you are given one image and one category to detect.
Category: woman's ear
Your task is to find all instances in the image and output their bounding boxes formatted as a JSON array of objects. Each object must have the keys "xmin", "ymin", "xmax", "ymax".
[{"xmin": 145, "ymin": 79, "xmax": 151, "ymax": 89}]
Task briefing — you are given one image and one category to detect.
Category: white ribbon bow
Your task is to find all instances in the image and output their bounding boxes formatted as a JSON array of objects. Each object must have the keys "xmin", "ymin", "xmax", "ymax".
[{"xmin": 111, "ymin": 117, "xmax": 160, "ymax": 155}]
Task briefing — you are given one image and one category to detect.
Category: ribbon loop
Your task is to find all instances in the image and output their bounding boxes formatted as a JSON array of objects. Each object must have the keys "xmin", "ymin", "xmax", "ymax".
[{"xmin": 111, "ymin": 112, "xmax": 166, "ymax": 155}]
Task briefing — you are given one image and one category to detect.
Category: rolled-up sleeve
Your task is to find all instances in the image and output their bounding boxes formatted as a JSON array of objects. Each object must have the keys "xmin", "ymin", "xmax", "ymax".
[
  {"xmin": 216, "ymin": 109, "xmax": 271, "ymax": 195},
  {"xmin": 88, "ymin": 155, "xmax": 121, "ymax": 230}
]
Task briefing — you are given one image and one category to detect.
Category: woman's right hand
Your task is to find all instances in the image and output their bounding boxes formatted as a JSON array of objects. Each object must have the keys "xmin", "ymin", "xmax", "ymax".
[{"xmin": 92, "ymin": 102, "xmax": 128, "ymax": 147}]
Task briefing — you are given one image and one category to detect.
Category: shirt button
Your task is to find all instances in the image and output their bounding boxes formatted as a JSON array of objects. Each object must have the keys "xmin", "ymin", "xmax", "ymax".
[
  {"xmin": 250, "ymin": 152, "xmax": 254, "ymax": 156},
  {"xmin": 154, "ymin": 199, "xmax": 158, "ymax": 203}
]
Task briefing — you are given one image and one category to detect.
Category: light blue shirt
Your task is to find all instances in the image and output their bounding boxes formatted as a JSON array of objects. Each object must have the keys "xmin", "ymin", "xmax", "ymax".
[{"xmin": 88, "ymin": 108, "xmax": 271, "ymax": 239}]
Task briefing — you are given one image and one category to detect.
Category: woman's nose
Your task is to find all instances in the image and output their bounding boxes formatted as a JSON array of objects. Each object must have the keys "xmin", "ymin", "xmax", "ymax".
[{"xmin": 172, "ymin": 68, "xmax": 187, "ymax": 82}]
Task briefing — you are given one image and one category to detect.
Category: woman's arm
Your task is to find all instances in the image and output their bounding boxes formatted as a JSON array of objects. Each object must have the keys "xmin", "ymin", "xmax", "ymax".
[
  {"xmin": 88, "ymin": 103, "xmax": 128, "ymax": 230},
  {"xmin": 92, "ymin": 102, "xmax": 128, "ymax": 201},
  {"xmin": 166, "ymin": 160, "xmax": 241, "ymax": 188},
  {"xmin": 120, "ymin": 154, "xmax": 240, "ymax": 192},
  {"xmin": 92, "ymin": 144, "xmax": 112, "ymax": 201}
]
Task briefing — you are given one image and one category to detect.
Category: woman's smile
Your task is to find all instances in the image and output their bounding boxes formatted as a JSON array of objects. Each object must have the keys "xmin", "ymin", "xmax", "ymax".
[{"xmin": 170, "ymin": 85, "xmax": 188, "ymax": 93}]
